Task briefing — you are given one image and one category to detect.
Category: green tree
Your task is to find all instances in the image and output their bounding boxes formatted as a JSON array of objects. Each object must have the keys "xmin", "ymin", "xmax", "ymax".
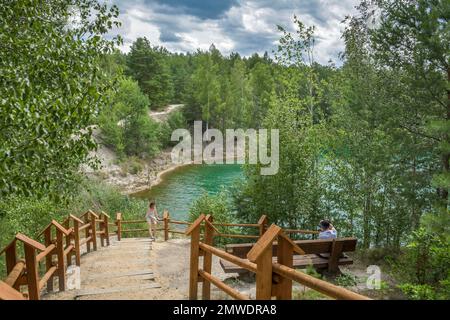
[
  {"xmin": 0, "ymin": 0, "xmax": 121, "ymax": 199},
  {"xmin": 98, "ymin": 78, "xmax": 161, "ymax": 159},
  {"xmin": 127, "ymin": 37, "xmax": 173, "ymax": 109}
]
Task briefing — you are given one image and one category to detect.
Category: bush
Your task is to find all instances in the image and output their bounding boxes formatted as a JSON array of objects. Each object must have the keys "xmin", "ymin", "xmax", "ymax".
[
  {"xmin": 389, "ymin": 228, "xmax": 450, "ymax": 300},
  {"xmin": 189, "ymin": 191, "xmax": 237, "ymax": 246}
]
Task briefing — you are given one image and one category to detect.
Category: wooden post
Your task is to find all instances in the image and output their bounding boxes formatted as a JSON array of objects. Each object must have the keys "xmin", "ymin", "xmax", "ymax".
[
  {"xmin": 70, "ymin": 215, "xmax": 82, "ymax": 266},
  {"xmin": 103, "ymin": 212, "xmax": 110, "ymax": 246},
  {"xmin": 15, "ymin": 234, "xmax": 46, "ymax": 300},
  {"xmin": 202, "ymin": 215, "xmax": 214, "ymax": 300},
  {"xmin": 44, "ymin": 228, "xmax": 54, "ymax": 292},
  {"xmin": 185, "ymin": 214, "xmax": 205, "ymax": 300},
  {"xmin": 116, "ymin": 212, "xmax": 122, "ymax": 241},
  {"xmin": 84, "ymin": 214, "xmax": 91, "ymax": 253},
  {"xmin": 65, "ymin": 229, "xmax": 73, "ymax": 266},
  {"xmin": 163, "ymin": 210, "xmax": 169, "ymax": 241},
  {"xmin": 274, "ymin": 235, "xmax": 293, "ymax": 299},
  {"xmin": 23, "ymin": 243, "xmax": 39, "ymax": 300},
  {"xmin": 56, "ymin": 229, "xmax": 66, "ymax": 292},
  {"xmin": 248, "ymin": 224, "xmax": 281, "ymax": 300},
  {"xmin": 258, "ymin": 215, "xmax": 268, "ymax": 237},
  {"xmin": 90, "ymin": 212, "xmax": 97, "ymax": 251},
  {"xmin": 4, "ymin": 241, "xmax": 18, "ymax": 289},
  {"xmin": 100, "ymin": 220, "xmax": 105, "ymax": 247},
  {"xmin": 328, "ymin": 239, "xmax": 344, "ymax": 273}
]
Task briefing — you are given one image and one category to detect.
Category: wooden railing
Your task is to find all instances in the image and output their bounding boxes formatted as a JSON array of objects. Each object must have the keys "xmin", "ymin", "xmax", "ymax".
[
  {"xmin": 187, "ymin": 216, "xmax": 370, "ymax": 300},
  {"xmin": 0, "ymin": 209, "xmax": 111, "ymax": 300},
  {"xmin": 114, "ymin": 211, "xmax": 316, "ymax": 242}
]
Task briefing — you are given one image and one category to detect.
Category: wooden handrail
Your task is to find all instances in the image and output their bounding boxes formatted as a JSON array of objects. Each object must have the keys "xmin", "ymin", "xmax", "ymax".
[
  {"xmin": 0, "ymin": 281, "xmax": 26, "ymax": 300},
  {"xmin": 188, "ymin": 220, "xmax": 370, "ymax": 301},
  {"xmin": 247, "ymin": 224, "xmax": 281, "ymax": 262},
  {"xmin": 199, "ymin": 242, "xmax": 257, "ymax": 273},
  {"xmin": 36, "ymin": 244, "xmax": 56, "ymax": 262},
  {"xmin": 285, "ymin": 229, "xmax": 319, "ymax": 235},
  {"xmin": 198, "ymin": 270, "xmax": 250, "ymax": 300},
  {"xmin": 185, "ymin": 214, "xmax": 205, "ymax": 235},
  {"xmin": 213, "ymin": 233, "xmax": 259, "ymax": 239},
  {"xmin": 272, "ymin": 263, "xmax": 370, "ymax": 300},
  {"xmin": 4, "ymin": 261, "xmax": 25, "ymax": 287},
  {"xmin": 0, "ymin": 208, "xmax": 112, "ymax": 300},
  {"xmin": 15, "ymin": 233, "xmax": 46, "ymax": 251}
]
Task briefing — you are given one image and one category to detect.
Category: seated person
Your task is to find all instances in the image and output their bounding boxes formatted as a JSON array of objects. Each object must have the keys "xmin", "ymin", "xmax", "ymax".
[{"xmin": 318, "ymin": 220, "xmax": 337, "ymax": 239}]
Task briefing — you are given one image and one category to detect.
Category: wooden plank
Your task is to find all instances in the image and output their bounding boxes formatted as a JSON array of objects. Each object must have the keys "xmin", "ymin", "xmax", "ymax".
[
  {"xmin": 16, "ymin": 233, "xmax": 46, "ymax": 251},
  {"xmin": 278, "ymin": 232, "xmax": 305, "ymax": 255},
  {"xmin": 0, "ymin": 281, "xmax": 25, "ymax": 300},
  {"xmin": 272, "ymin": 263, "xmax": 370, "ymax": 300},
  {"xmin": 88, "ymin": 210, "xmax": 99, "ymax": 219},
  {"xmin": 39, "ymin": 266, "xmax": 57, "ymax": 291},
  {"xmin": 328, "ymin": 239, "xmax": 344, "ymax": 273},
  {"xmin": 274, "ymin": 235, "xmax": 292, "ymax": 299},
  {"xmin": 69, "ymin": 214, "xmax": 84, "ymax": 224},
  {"xmin": 202, "ymin": 215, "xmax": 214, "ymax": 300},
  {"xmin": 198, "ymin": 270, "xmax": 249, "ymax": 300},
  {"xmin": 247, "ymin": 224, "xmax": 281, "ymax": 262},
  {"xmin": 75, "ymin": 284, "xmax": 161, "ymax": 297},
  {"xmin": 23, "ymin": 242, "xmax": 40, "ymax": 300},
  {"xmin": 185, "ymin": 214, "xmax": 205, "ymax": 235},
  {"xmin": 101, "ymin": 211, "xmax": 111, "ymax": 219},
  {"xmin": 4, "ymin": 261, "xmax": 25, "ymax": 287},
  {"xmin": 86, "ymin": 270, "xmax": 154, "ymax": 280},
  {"xmin": 220, "ymin": 255, "xmax": 353, "ymax": 273},
  {"xmin": 36, "ymin": 244, "xmax": 56, "ymax": 262},
  {"xmin": 0, "ymin": 239, "xmax": 17, "ymax": 256},
  {"xmin": 214, "ymin": 233, "xmax": 259, "ymax": 239},
  {"xmin": 188, "ymin": 221, "xmax": 201, "ymax": 299},
  {"xmin": 51, "ymin": 220, "xmax": 71, "ymax": 236},
  {"xmin": 255, "ymin": 247, "xmax": 273, "ymax": 300},
  {"xmin": 93, "ymin": 259, "xmax": 152, "ymax": 267},
  {"xmin": 56, "ymin": 229, "xmax": 66, "ymax": 291},
  {"xmin": 227, "ymin": 238, "xmax": 357, "ymax": 258},
  {"xmin": 200, "ymin": 243, "xmax": 257, "ymax": 273}
]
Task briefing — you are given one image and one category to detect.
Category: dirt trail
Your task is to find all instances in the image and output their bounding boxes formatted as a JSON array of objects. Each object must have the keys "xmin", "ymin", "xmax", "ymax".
[{"xmin": 149, "ymin": 104, "xmax": 184, "ymax": 122}]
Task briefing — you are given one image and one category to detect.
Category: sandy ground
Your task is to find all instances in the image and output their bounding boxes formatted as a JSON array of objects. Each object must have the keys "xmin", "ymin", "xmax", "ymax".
[{"xmin": 41, "ymin": 236, "xmax": 253, "ymax": 300}]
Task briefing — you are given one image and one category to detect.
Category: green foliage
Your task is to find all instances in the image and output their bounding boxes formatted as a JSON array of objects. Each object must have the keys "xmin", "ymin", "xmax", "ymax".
[
  {"xmin": 0, "ymin": 0, "xmax": 121, "ymax": 199},
  {"xmin": 189, "ymin": 191, "xmax": 233, "ymax": 224},
  {"xmin": 126, "ymin": 37, "xmax": 173, "ymax": 109},
  {"xmin": 389, "ymin": 228, "xmax": 450, "ymax": 300},
  {"xmin": 98, "ymin": 77, "xmax": 161, "ymax": 158},
  {"xmin": 334, "ymin": 273, "xmax": 358, "ymax": 287},
  {"xmin": 304, "ymin": 265, "xmax": 323, "ymax": 279},
  {"xmin": 188, "ymin": 191, "xmax": 238, "ymax": 246},
  {"xmin": 159, "ymin": 110, "xmax": 188, "ymax": 147}
]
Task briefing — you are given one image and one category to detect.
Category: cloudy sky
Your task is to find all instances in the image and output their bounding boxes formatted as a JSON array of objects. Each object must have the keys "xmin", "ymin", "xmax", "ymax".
[{"xmin": 110, "ymin": 0, "xmax": 360, "ymax": 65}]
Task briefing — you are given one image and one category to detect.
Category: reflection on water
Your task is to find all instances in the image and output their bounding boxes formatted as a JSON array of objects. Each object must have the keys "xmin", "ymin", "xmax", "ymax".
[{"xmin": 132, "ymin": 164, "xmax": 243, "ymax": 221}]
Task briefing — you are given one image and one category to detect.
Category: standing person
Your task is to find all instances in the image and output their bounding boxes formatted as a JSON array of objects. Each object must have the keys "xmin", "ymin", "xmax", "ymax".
[
  {"xmin": 318, "ymin": 220, "xmax": 337, "ymax": 239},
  {"xmin": 145, "ymin": 201, "xmax": 160, "ymax": 240}
]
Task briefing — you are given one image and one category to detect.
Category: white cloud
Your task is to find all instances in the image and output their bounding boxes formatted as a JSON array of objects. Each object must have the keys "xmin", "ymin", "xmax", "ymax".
[{"xmin": 110, "ymin": 0, "xmax": 360, "ymax": 64}]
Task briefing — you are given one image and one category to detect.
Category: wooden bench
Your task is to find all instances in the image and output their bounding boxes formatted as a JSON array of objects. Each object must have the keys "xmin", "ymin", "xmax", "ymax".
[{"xmin": 220, "ymin": 237, "xmax": 357, "ymax": 274}]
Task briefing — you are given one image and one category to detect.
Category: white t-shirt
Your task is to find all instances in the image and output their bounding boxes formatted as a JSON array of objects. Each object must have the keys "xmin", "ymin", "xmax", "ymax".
[{"xmin": 318, "ymin": 228, "xmax": 337, "ymax": 239}]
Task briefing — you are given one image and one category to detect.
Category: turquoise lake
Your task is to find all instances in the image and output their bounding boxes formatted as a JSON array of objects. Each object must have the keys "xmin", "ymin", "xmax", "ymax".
[{"xmin": 133, "ymin": 164, "xmax": 244, "ymax": 221}]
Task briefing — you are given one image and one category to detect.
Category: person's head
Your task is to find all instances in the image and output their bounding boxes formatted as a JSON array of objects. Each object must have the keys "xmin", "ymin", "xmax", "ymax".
[
  {"xmin": 318, "ymin": 220, "xmax": 331, "ymax": 231},
  {"xmin": 149, "ymin": 202, "xmax": 155, "ymax": 209}
]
